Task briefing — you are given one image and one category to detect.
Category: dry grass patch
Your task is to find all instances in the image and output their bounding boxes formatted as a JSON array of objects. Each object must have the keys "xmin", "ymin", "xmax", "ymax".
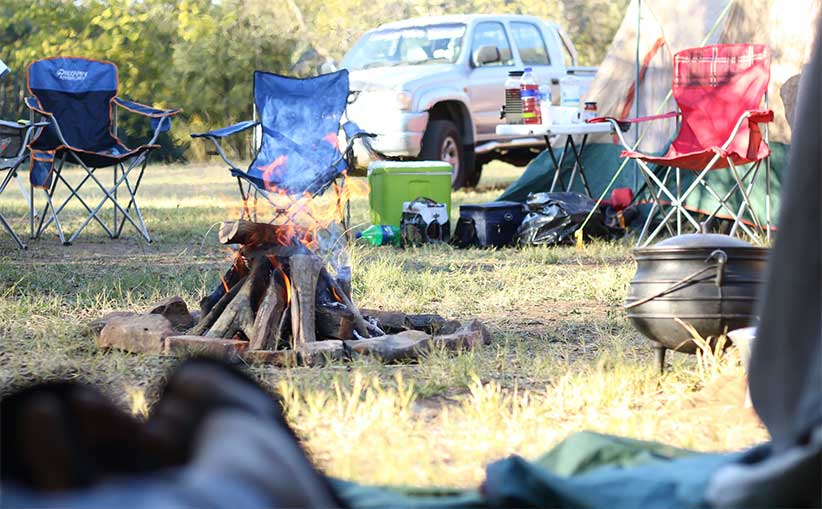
[{"xmin": 0, "ymin": 162, "xmax": 767, "ymax": 489}]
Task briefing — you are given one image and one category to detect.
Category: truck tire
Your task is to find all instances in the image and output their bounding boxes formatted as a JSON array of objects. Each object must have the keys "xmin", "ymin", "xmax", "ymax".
[
  {"xmin": 466, "ymin": 156, "xmax": 484, "ymax": 187},
  {"xmin": 420, "ymin": 120, "xmax": 471, "ymax": 189}
]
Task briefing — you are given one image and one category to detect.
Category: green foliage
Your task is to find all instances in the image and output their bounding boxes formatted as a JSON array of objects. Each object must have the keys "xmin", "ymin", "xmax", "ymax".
[{"xmin": 1, "ymin": 0, "xmax": 627, "ymax": 160}]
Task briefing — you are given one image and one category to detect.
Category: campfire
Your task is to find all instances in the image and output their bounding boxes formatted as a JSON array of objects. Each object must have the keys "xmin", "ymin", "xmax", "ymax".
[
  {"xmin": 92, "ymin": 188, "xmax": 490, "ymax": 364},
  {"xmin": 193, "ymin": 220, "xmax": 375, "ymax": 348}
]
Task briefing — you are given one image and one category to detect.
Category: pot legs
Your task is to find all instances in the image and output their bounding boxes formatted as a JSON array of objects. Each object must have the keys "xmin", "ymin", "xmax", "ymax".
[{"xmin": 654, "ymin": 344, "xmax": 667, "ymax": 374}]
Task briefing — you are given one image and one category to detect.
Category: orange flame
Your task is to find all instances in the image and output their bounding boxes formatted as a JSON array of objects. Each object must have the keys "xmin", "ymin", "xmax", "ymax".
[
  {"xmin": 266, "ymin": 255, "xmax": 293, "ymax": 305},
  {"xmin": 323, "ymin": 132, "xmax": 339, "ymax": 149},
  {"xmin": 281, "ymin": 270, "xmax": 292, "ymax": 305},
  {"xmin": 260, "ymin": 155, "xmax": 288, "ymax": 190},
  {"xmin": 256, "ymin": 171, "xmax": 370, "ymax": 252},
  {"xmin": 220, "ymin": 275, "xmax": 230, "ymax": 293}
]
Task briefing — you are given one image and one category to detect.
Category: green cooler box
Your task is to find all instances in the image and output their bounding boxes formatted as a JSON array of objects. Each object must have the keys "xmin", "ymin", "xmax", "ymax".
[{"xmin": 367, "ymin": 161, "xmax": 453, "ymax": 227}]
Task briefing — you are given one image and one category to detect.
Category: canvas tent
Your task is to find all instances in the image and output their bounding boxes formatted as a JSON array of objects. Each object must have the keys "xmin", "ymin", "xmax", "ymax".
[{"xmin": 499, "ymin": 0, "xmax": 820, "ymax": 228}]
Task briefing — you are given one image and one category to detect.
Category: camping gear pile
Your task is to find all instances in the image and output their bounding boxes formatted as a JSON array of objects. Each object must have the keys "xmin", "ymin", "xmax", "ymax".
[
  {"xmin": 451, "ymin": 190, "xmax": 634, "ymax": 249},
  {"xmin": 498, "ymin": 0, "xmax": 819, "ymax": 239},
  {"xmin": 367, "ymin": 160, "xmax": 453, "ymax": 227},
  {"xmin": 625, "ymin": 233, "xmax": 768, "ymax": 371}
]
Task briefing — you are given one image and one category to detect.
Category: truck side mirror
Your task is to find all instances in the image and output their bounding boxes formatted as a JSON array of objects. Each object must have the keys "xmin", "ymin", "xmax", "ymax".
[{"xmin": 472, "ymin": 45, "xmax": 501, "ymax": 67}]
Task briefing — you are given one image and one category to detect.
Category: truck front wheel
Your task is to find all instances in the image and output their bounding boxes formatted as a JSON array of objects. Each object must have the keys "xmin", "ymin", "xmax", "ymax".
[{"xmin": 420, "ymin": 120, "xmax": 473, "ymax": 189}]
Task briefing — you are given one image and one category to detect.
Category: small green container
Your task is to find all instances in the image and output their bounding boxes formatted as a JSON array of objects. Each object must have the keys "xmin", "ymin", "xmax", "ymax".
[{"xmin": 367, "ymin": 161, "xmax": 453, "ymax": 227}]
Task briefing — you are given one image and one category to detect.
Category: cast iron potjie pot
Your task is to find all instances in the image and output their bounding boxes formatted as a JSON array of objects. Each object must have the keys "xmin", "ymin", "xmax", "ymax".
[{"xmin": 625, "ymin": 234, "xmax": 768, "ymax": 369}]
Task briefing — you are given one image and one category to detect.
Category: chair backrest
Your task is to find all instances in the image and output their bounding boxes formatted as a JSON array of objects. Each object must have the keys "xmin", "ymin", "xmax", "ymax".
[
  {"xmin": 27, "ymin": 57, "xmax": 118, "ymax": 152},
  {"xmin": 249, "ymin": 70, "xmax": 349, "ymax": 195},
  {"xmin": 670, "ymin": 44, "xmax": 770, "ymax": 157}
]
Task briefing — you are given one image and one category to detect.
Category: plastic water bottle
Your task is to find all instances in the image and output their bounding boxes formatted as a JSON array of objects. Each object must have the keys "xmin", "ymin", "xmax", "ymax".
[
  {"xmin": 356, "ymin": 225, "xmax": 400, "ymax": 246},
  {"xmin": 560, "ymin": 74, "xmax": 581, "ymax": 108},
  {"xmin": 520, "ymin": 67, "xmax": 542, "ymax": 125},
  {"xmin": 539, "ymin": 84, "xmax": 552, "ymax": 124}
]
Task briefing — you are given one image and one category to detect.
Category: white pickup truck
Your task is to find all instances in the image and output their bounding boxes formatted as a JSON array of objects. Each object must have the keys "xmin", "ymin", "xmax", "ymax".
[{"xmin": 341, "ymin": 14, "xmax": 596, "ymax": 188}]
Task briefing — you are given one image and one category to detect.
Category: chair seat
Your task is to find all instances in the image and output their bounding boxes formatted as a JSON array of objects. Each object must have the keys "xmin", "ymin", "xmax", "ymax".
[
  {"xmin": 55, "ymin": 143, "xmax": 157, "ymax": 169},
  {"xmin": 622, "ymin": 143, "xmax": 771, "ymax": 171}
]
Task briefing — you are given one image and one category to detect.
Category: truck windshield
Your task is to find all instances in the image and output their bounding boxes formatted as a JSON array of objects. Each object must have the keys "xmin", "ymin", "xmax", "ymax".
[{"xmin": 342, "ymin": 24, "xmax": 466, "ymax": 70}]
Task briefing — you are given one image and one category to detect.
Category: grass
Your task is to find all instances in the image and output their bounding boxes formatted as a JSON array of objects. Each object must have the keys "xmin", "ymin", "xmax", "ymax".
[{"xmin": 0, "ymin": 160, "xmax": 767, "ymax": 488}]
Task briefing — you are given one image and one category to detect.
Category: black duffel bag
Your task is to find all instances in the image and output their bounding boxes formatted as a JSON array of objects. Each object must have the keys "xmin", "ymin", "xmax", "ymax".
[
  {"xmin": 515, "ymin": 192, "xmax": 611, "ymax": 246},
  {"xmin": 452, "ymin": 201, "xmax": 527, "ymax": 248}
]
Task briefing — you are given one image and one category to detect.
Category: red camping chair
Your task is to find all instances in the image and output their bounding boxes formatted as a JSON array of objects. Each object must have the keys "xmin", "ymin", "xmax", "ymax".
[{"xmin": 597, "ymin": 44, "xmax": 773, "ymax": 246}]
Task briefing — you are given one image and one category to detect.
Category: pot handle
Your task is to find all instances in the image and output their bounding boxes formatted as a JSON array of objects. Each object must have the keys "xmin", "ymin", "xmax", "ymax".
[
  {"xmin": 625, "ymin": 250, "xmax": 728, "ymax": 310},
  {"xmin": 706, "ymin": 249, "xmax": 728, "ymax": 287}
]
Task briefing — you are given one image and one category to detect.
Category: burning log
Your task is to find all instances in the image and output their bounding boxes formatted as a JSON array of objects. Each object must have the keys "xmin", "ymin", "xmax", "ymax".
[
  {"xmin": 191, "ymin": 275, "xmax": 247, "ymax": 336},
  {"xmin": 250, "ymin": 271, "xmax": 288, "ymax": 350},
  {"xmin": 193, "ymin": 221, "xmax": 370, "ymax": 353},
  {"xmin": 319, "ymin": 269, "xmax": 371, "ymax": 338},
  {"xmin": 316, "ymin": 303, "xmax": 355, "ymax": 340},
  {"xmin": 289, "ymin": 254, "xmax": 323, "ymax": 348},
  {"xmin": 219, "ymin": 220, "xmax": 309, "ymax": 247}
]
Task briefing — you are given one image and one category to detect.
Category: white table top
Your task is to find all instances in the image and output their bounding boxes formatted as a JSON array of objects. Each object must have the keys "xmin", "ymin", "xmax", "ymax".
[{"xmin": 496, "ymin": 122, "xmax": 614, "ymax": 137}]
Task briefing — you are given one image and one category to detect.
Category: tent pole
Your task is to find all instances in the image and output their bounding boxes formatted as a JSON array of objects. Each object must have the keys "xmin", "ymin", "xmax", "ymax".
[{"xmin": 634, "ymin": 0, "xmax": 641, "ymax": 190}]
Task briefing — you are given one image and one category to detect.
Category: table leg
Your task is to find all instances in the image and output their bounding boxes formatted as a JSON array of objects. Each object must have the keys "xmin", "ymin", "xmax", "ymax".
[
  {"xmin": 549, "ymin": 136, "xmax": 573, "ymax": 192},
  {"xmin": 545, "ymin": 135, "xmax": 561, "ymax": 192},
  {"xmin": 566, "ymin": 134, "xmax": 592, "ymax": 197}
]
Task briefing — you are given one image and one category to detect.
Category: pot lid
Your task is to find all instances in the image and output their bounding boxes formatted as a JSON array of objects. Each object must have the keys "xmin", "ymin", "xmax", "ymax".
[{"xmin": 647, "ymin": 233, "xmax": 756, "ymax": 249}]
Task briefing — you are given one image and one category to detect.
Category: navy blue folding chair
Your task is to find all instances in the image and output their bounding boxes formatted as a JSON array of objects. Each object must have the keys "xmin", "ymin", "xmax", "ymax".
[
  {"xmin": 25, "ymin": 57, "xmax": 181, "ymax": 244},
  {"xmin": 192, "ymin": 70, "xmax": 373, "ymax": 229}
]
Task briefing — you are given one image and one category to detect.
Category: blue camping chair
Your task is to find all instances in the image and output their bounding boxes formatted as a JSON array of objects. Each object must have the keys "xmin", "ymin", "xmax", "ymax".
[
  {"xmin": 192, "ymin": 70, "xmax": 373, "ymax": 228},
  {"xmin": 25, "ymin": 57, "xmax": 181, "ymax": 244}
]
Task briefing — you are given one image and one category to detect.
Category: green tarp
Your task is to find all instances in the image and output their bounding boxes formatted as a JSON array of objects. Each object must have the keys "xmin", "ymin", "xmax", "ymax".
[
  {"xmin": 498, "ymin": 143, "xmax": 789, "ymax": 229},
  {"xmin": 336, "ymin": 431, "xmax": 744, "ymax": 509}
]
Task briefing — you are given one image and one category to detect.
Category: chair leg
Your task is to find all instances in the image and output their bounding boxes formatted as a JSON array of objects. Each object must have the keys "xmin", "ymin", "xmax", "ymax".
[
  {"xmin": 78, "ymin": 156, "xmax": 150, "ymax": 244},
  {"xmin": 111, "ymin": 163, "xmax": 151, "ymax": 243},
  {"xmin": 43, "ymin": 190, "xmax": 67, "ymax": 245},
  {"xmin": 0, "ymin": 170, "xmax": 26, "ymax": 249},
  {"xmin": 0, "ymin": 212, "xmax": 26, "ymax": 249},
  {"xmin": 676, "ymin": 168, "xmax": 682, "ymax": 236},
  {"xmin": 36, "ymin": 155, "xmax": 114, "ymax": 239},
  {"xmin": 29, "ymin": 178, "xmax": 34, "ymax": 239},
  {"xmin": 638, "ymin": 165, "xmax": 678, "ymax": 246},
  {"xmin": 113, "ymin": 163, "xmax": 118, "ymax": 238},
  {"xmin": 765, "ymin": 155, "xmax": 771, "ymax": 242}
]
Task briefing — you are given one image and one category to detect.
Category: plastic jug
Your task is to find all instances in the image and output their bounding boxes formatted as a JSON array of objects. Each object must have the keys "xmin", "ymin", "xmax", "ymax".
[{"xmin": 559, "ymin": 74, "xmax": 581, "ymax": 108}]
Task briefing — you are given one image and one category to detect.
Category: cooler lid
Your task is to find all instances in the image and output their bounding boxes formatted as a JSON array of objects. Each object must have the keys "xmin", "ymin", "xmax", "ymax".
[
  {"xmin": 460, "ymin": 200, "xmax": 525, "ymax": 212},
  {"xmin": 368, "ymin": 160, "xmax": 453, "ymax": 177}
]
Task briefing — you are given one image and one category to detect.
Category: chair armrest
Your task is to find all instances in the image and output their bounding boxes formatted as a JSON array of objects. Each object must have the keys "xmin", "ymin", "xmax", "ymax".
[
  {"xmin": 0, "ymin": 120, "xmax": 26, "ymax": 130},
  {"xmin": 587, "ymin": 117, "xmax": 632, "ymax": 133},
  {"xmin": 746, "ymin": 109, "xmax": 774, "ymax": 124},
  {"xmin": 191, "ymin": 121, "xmax": 259, "ymax": 139},
  {"xmin": 342, "ymin": 121, "xmax": 376, "ymax": 140},
  {"xmin": 589, "ymin": 111, "xmax": 679, "ymax": 131},
  {"xmin": 24, "ymin": 96, "xmax": 52, "ymax": 117},
  {"xmin": 114, "ymin": 97, "xmax": 182, "ymax": 118}
]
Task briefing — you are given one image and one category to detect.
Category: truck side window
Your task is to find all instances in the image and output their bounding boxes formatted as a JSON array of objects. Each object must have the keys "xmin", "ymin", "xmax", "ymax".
[
  {"xmin": 510, "ymin": 22, "xmax": 551, "ymax": 66},
  {"xmin": 471, "ymin": 22, "xmax": 513, "ymax": 66}
]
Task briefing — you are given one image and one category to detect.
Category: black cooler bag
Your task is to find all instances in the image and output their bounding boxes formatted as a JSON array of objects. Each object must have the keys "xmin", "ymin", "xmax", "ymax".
[{"xmin": 454, "ymin": 201, "xmax": 527, "ymax": 248}]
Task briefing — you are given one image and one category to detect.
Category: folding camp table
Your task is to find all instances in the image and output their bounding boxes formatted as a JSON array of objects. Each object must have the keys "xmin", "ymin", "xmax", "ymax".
[{"xmin": 497, "ymin": 122, "xmax": 614, "ymax": 197}]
